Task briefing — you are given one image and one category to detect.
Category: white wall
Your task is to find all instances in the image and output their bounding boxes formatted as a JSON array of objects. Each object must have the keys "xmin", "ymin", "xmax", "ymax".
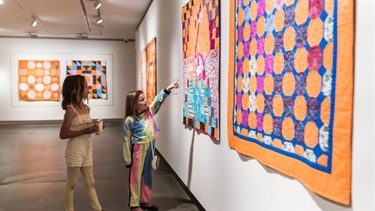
[
  {"xmin": 0, "ymin": 38, "xmax": 136, "ymax": 121},
  {"xmin": 136, "ymin": 0, "xmax": 374, "ymax": 210}
]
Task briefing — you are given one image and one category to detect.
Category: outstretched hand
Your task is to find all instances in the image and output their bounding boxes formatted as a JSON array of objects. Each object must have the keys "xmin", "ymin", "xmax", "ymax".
[{"xmin": 166, "ymin": 80, "xmax": 179, "ymax": 92}]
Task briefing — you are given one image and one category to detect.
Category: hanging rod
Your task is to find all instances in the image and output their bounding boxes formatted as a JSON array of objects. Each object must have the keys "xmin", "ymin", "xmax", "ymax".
[{"xmin": 79, "ymin": 0, "xmax": 91, "ymax": 32}]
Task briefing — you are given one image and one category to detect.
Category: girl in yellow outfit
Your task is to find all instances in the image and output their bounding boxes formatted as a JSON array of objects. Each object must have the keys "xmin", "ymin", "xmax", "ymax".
[{"xmin": 59, "ymin": 75, "xmax": 103, "ymax": 211}]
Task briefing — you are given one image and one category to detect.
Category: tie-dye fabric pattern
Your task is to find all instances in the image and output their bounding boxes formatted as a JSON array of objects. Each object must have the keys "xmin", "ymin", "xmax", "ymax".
[
  {"xmin": 128, "ymin": 142, "xmax": 154, "ymax": 207},
  {"xmin": 122, "ymin": 90, "xmax": 167, "ymax": 164},
  {"xmin": 123, "ymin": 90, "xmax": 169, "ymax": 207}
]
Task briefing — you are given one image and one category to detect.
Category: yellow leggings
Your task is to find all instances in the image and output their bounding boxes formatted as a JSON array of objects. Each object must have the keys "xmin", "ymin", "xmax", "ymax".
[{"xmin": 65, "ymin": 166, "xmax": 102, "ymax": 211}]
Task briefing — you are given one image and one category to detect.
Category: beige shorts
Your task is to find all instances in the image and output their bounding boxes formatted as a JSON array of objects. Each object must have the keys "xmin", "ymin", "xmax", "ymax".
[{"xmin": 65, "ymin": 136, "xmax": 93, "ymax": 167}]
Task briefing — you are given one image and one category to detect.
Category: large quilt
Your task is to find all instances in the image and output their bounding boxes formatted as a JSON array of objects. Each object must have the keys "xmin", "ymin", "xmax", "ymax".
[
  {"xmin": 146, "ymin": 38, "xmax": 157, "ymax": 104},
  {"xmin": 140, "ymin": 49, "xmax": 148, "ymax": 100},
  {"xmin": 66, "ymin": 60, "xmax": 107, "ymax": 99},
  {"xmin": 140, "ymin": 38, "xmax": 157, "ymax": 104},
  {"xmin": 182, "ymin": 0, "xmax": 220, "ymax": 140},
  {"xmin": 18, "ymin": 60, "xmax": 60, "ymax": 101},
  {"xmin": 228, "ymin": 0, "xmax": 354, "ymax": 205}
]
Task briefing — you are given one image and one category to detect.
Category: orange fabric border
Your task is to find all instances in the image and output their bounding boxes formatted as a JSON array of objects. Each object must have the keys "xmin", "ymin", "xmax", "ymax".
[{"xmin": 227, "ymin": 0, "xmax": 354, "ymax": 205}]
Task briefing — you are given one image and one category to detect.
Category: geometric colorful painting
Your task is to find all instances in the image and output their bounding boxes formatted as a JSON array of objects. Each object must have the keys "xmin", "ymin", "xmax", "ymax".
[
  {"xmin": 18, "ymin": 60, "xmax": 60, "ymax": 101},
  {"xmin": 182, "ymin": 0, "xmax": 220, "ymax": 140},
  {"xmin": 146, "ymin": 37, "xmax": 157, "ymax": 104},
  {"xmin": 228, "ymin": 0, "xmax": 354, "ymax": 205},
  {"xmin": 66, "ymin": 60, "xmax": 107, "ymax": 99}
]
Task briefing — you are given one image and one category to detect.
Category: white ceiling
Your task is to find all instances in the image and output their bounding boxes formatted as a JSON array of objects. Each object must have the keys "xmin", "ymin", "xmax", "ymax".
[{"xmin": 0, "ymin": 0, "xmax": 152, "ymax": 40}]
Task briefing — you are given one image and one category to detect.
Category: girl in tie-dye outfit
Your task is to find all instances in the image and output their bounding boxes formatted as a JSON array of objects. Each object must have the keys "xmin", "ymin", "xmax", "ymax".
[{"xmin": 123, "ymin": 81, "xmax": 179, "ymax": 211}]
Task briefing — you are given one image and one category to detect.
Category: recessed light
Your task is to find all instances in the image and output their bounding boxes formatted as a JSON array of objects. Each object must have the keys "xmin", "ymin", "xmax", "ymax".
[
  {"xmin": 94, "ymin": 0, "xmax": 102, "ymax": 10},
  {"xmin": 31, "ymin": 19, "xmax": 38, "ymax": 27},
  {"xmin": 96, "ymin": 17, "xmax": 103, "ymax": 24}
]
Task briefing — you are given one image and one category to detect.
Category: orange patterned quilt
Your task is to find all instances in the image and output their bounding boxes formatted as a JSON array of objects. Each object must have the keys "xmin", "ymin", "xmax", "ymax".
[{"xmin": 228, "ymin": 0, "xmax": 354, "ymax": 205}]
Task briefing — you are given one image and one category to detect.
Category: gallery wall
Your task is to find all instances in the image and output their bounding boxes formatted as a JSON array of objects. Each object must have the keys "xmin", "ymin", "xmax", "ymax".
[
  {"xmin": 0, "ymin": 38, "xmax": 136, "ymax": 121},
  {"xmin": 136, "ymin": 0, "xmax": 374, "ymax": 210}
]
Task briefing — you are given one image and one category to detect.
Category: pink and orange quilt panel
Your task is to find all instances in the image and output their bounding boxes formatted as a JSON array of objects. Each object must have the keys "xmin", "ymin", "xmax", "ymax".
[
  {"xmin": 18, "ymin": 60, "xmax": 60, "ymax": 101},
  {"xmin": 228, "ymin": 0, "xmax": 354, "ymax": 205},
  {"xmin": 182, "ymin": 0, "xmax": 220, "ymax": 140}
]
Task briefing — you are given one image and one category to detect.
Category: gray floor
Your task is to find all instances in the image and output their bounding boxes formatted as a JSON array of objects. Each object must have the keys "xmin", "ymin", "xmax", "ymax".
[{"xmin": 0, "ymin": 122, "xmax": 201, "ymax": 211}]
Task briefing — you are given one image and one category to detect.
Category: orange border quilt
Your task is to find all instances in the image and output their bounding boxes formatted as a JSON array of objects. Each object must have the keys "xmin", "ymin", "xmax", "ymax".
[
  {"xmin": 228, "ymin": 0, "xmax": 354, "ymax": 205},
  {"xmin": 140, "ymin": 38, "xmax": 157, "ymax": 104}
]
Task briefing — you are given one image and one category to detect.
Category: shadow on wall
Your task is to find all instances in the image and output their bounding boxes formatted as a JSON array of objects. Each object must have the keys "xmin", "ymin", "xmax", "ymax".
[
  {"xmin": 187, "ymin": 129, "xmax": 195, "ymax": 188},
  {"xmin": 186, "ymin": 128, "xmax": 220, "ymax": 188}
]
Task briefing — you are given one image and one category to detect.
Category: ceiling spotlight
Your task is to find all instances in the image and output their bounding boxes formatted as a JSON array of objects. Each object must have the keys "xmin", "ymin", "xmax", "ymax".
[
  {"xmin": 31, "ymin": 19, "xmax": 38, "ymax": 27},
  {"xmin": 0, "ymin": 0, "xmax": 4, "ymax": 5},
  {"xmin": 96, "ymin": 17, "xmax": 103, "ymax": 24},
  {"xmin": 94, "ymin": 0, "xmax": 102, "ymax": 10}
]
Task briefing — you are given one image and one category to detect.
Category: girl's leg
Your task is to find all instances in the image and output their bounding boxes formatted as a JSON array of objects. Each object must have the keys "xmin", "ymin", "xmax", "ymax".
[
  {"xmin": 128, "ymin": 143, "xmax": 147, "ymax": 208},
  {"xmin": 140, "ymin": 142, "xmax": 153, "ymax": 204},
  {"xmin": 65, "ymin": 167, "xmax": 80, "ymax": 211},
  {"xmin": 81, "ymin": 166, "xmax": 102, "ymax": 211}
]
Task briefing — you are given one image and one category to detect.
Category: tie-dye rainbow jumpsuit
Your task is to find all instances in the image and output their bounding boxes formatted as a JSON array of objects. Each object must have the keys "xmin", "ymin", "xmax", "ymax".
[{"xmin": 123, "ymin": 90, "xmax": 169, "ymax": 208}]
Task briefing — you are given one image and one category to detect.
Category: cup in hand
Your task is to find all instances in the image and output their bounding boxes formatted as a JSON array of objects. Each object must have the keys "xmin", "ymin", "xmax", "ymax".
[{"xmin": 95, "ymin": 119, "xmax": 104, "ymax": 135}]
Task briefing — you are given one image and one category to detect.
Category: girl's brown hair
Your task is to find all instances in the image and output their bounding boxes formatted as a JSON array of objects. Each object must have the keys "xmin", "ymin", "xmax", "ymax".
[
  {"xmin": 61, "ymin": 75, "xmax": 88, "ymax": 110},
  {"xmin": 125, "ymin": 90, "xmax": 143, "ymax": 119}
]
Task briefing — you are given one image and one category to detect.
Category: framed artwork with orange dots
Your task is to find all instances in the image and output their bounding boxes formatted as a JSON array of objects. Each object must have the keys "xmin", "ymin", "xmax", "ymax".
[
  {"xmin": 18, "ymin": 60, "xmax": 60, "ymax": 101},
  {"xmin": 228, "ymin": 0, "xmax": 354, "ymax": 205}
]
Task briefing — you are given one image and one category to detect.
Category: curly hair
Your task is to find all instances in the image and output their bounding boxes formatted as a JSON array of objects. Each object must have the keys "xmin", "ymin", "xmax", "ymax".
[{"xmin": 61, "ymin": 75, "xmax": 88, "ymax": 110}]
